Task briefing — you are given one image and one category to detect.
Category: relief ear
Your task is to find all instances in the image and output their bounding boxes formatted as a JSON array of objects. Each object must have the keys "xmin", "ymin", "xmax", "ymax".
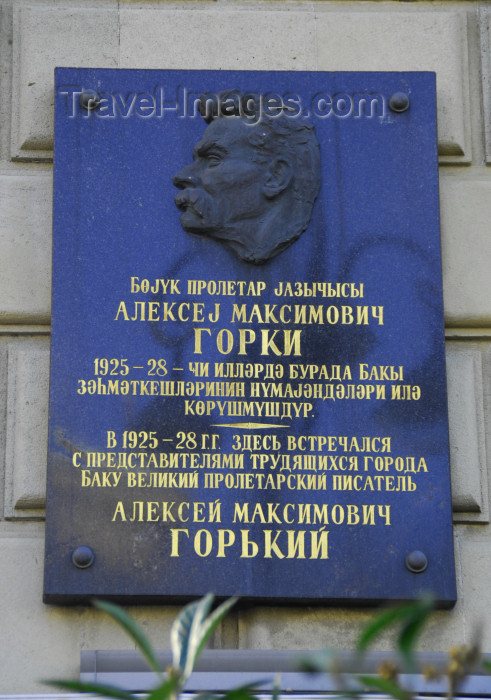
[{"xmin": 263, "ymin": 158, "xmax": 293, "ymax": 199}]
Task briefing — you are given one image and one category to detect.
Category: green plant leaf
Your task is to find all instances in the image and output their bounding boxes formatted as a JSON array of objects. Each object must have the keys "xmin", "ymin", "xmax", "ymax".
[
  {"xmin": 398, "ymin": 596, "xmax": 434, "ymax": 665},
  {"xmin": 221, "ymin": 681, "xmax": 263, "ymax": 700},
  {"xmin": 192, "ymin": 692, "xmax": 220, "ymax": 700},
  {"xmin": 44, "ymin": 679, "xmax": 137, "ymax": 700},
  {"xmin": 92, "ymin": 599, "xmax": 163, "ymax": 680},
  {"xmin": 271, "ymin": 675, "xmax": 281, "ymax": 700},
  {"xmin": 297, "ymin": 650, "xmax": 336, "ymax": 674},
  {"xmin": 193, "ymin": 680, "xmax": 263, "ymax": 700},
  {"xmin": 147, "ymin": 675, "xmax": 182, "ymax": 700},
  {"xmin": 297, "ymin": 659, "xmax": 320, "ymax": 673},
  {"xmin": 357, "ymin": 604, "xmax": 414, "ymax": 650},
  {"xmin": 483, "ymin": 660, "xmax": 491, "ymax": 673},
  {"xmin": 192, "ymin": 596, "xmax": 239, "ymax": 668},
  {"xmin": 357, "ymin": 595, "xmax": 434, "ymax": 654},
  {"xmin": 358, "ymin": 675, "xmax": 412, "ymax": 700},
  {"xmin": 170, "ymin": 593, "xmax": 215, "ymax": 678},
  {"xmin": 170, "ymin": 595, "xmax": 238, "ymax": 681}
]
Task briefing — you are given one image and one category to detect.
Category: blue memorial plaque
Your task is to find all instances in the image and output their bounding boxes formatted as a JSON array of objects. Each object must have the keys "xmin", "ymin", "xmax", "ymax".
[{"xmin": 44, "ymin": 69, "xmax": 456, "ymax": 606}]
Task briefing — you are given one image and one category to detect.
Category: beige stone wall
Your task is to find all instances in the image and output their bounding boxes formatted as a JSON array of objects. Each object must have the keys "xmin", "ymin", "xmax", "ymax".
[{"xmin": 1, "ymin": 0, "xmax": 491, "ymax": 693}]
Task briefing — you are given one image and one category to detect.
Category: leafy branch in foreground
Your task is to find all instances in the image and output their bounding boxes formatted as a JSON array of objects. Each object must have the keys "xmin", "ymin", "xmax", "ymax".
[
  {"xmin": 301, "ymin": 593, "xmax": 486, "ymax": 700},
  {"xmin": 45, "ymin": 594, "xmax": 249, "ymax": 700},
  {"xmin": 46, "ymin": 593, "xmax": 490, "ymax": 700},
  {"xmin": 356, "ymin": 593, "xmax": 435, "ymax": 669}
]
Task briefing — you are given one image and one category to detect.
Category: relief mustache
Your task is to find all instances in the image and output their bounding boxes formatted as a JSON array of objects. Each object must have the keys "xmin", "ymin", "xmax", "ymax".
[{"xmin": 174, "ymin": 190, "xmax": 205, "ymax": 218}]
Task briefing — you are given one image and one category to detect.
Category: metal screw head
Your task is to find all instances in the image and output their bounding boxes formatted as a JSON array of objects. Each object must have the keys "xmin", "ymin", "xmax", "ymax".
[
  {"xmin": 389, "ymin": 92, "xmax": 410, "ymax": 113},
  {"xmin": 405, "ymin": 550, "xmax": 428, "ymax": 573},
  {"xmin": 79, "ymin": 91, "xmax": 101, "ymax": 111},
  {"xmin": 72, "ymin": 545, "xmax": 95, "ymax": 569}
]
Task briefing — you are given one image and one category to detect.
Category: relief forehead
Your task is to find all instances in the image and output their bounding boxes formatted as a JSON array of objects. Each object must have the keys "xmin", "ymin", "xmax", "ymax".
[{"xmin": 174, "ymin": 89, "xmax": 321, "ymax": 265}]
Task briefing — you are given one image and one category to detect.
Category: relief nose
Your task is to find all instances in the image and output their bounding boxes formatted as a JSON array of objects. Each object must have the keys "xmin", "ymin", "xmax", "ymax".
[{"xmin": 173, "ymin": 167, "xmax": 199, "ymax": 189}]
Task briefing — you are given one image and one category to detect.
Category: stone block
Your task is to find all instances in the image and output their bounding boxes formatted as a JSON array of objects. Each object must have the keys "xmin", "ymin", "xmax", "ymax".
[
  {"xmin": 238, "ymin": 606, "xmax": 374, "ymax": 650},
  {"xmin": 11, "ymin": 7, "xmax": 119, "ymax": 161},
  {"xmin": 314, "ymin": 9, "xmax": 470, "ymax": 162},
  {"xmin": 0, "ymin": 528, "xmax": 177, "ymax": 693},
  {"xmin": 446, "ymin": 347, "xmax": 488, "ymax": 523},
  {"xmin": 484, "ymin": 13, "xmax": 491, "ymax": 163},
  {"xmin": 4, "ymin": 338, "xmax": 50, "ymax": 519},
  {"xmin": 12, "ymin": 5, "xmax": 470, "ymax": 162},
  {"xmin": 121, "ymin": 6, "xmax": 468, "ymax": 161},
  {"xmin": 460, "ymin": 538, "xmax": 491, "ymax": 649},
  {"xmin": 119, "ymin": 7, "xmax": 316, "ymax": 71},
  {"xmin": 238, "ymin": 589, "xmax": 465, "ymax": 652},
  {"xmin": 439, "ymin": 177, "xmax": 491, "ymax": 326},
  {"xmin": 0, "ymin": 175, "xmax": 52, "ymax": 322}
]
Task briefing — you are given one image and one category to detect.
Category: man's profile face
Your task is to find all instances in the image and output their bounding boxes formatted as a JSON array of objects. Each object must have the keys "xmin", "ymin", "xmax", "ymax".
[{"xmin": 173, "ymin": 117, "xmax": 269, "ymax": 242}]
